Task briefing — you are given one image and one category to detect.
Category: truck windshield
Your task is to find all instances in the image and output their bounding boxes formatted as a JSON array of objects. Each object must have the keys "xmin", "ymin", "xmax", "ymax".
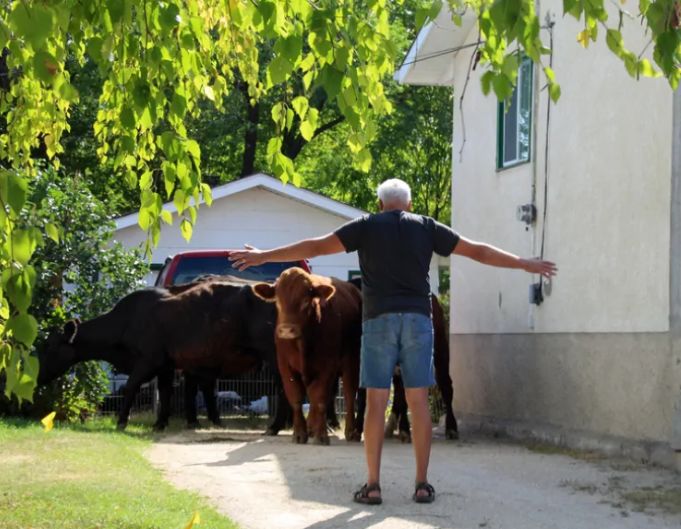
[{"xmin": 171, "ymin": 257, "xmax": 300, "ymax": 285}]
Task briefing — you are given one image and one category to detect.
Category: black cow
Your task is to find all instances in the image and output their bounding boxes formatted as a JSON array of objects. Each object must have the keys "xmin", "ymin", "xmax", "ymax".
[
  {"xmin": 349, "ymin": 278, "xmax": 458, "ymax": 441},
  {"xmin": 38, "ymin": 280, "xmax": 292, "ymax": 433}
]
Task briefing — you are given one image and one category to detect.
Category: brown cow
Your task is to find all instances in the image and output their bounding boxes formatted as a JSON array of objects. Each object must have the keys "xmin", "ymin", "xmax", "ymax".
[{"xmin": 253, "ymin": 267, "xmax": 361, "ymax": 445}]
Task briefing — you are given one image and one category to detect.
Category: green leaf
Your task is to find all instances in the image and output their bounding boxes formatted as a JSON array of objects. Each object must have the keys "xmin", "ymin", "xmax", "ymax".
[
  {"xmin": 299, "ymin": 53, "xmax": 315, "ymax": 72},
  {"xmin": 180, "ymin": 218, "xmax": 193, "ymax": 241},
  {"xmin": 300, "ymin": 108, "xmax": 319, "ymax": 141},
  {"xmin": 319, "ymin": 66, "xmax": 344, "ymax": 100},
  {"xmin": 160, "ymin": 2, "xmax": 181, "ymax": 30},
  {"xmin": 174, "ymin": 189, "xmax": 187, "ymax": 214},
  {"xmin": 267, "ymin": 137, "xmax": 283, "ymax": 158},
  {"xmin": 33, "ymin": 50, "xmax": 59, "ymax": 84},
  {"xmin": 480, "ymin": 71, "xmax": 494, "ymax": 95},
  {"xmin": 3, "ymin": 267, "xmax": 36, "ymax": 312},
  {"xmin": 637, "ymin": 58, "xmax": 660, "ymax": 78},
  {"xmin": 162, "ymin": 162, "xmax": 176, "ymax": 198},
  {"xmin": 268, "ymin": 56, "xmax": 293, "ymax": 85},
  {"xmin": 279, "ymin": 34, "xmax": 303, "ymax": 64},
  {"xmin": 160, "ymin": 209, "xmax": 173, "ymax": 225},
  {"xmin": 138, "ymin": 208, "xmax": 153, "ymax": 230},
  {"xmin": 107, "ymin": 0, "xmax": 126, "ymax": 24},
  {"xmin": 202, "ymin": 85, "xmax": 215, "ymax": 101},
  {"xmin": 355, "ymin": 148, "xmax": 372, "ymax": 172},
  {"xmin": 10, "ymin": 228, "xmax": 42, "ymax": 265},
  {"xmin": 45, "ymin": 223, "xmax": 59, "ymax": 243},
  {"xmin": 139, "ymin": 170, "xmax": 153, "ymax": 190},
  {"xmin": 120, "ymin": 106, "xmax": 136, "ymax": 130},
  {"xmin": 4, "ymin": 171, "xmax": 28, "ymax": 214},
  {"xmin": 171, "ymin": 92, "xmax": 187, "ymax": 118},
  {"xmin": 57, "ymin": 79, "xmax": 79, "ymax": 103},
  {"xmin": 606, "ymin": 29, "xmax": 623, "ymax": 55},
  {"xmin": 201, "ymin": 183, "xmax": 213, "ymax": 206},
  {"xmin": 9, "ymin": 4, "xmax": 54, "ymax": 49},
  {"xmin": 7, "ymin": 314, "xmax": 38, "ymax": 347},
  {"xmin": 292, "ymin": 96, "xmax": 309, "ymax": 119},
  {"xmin": 186, "ymin": 140, "xmax": 201, "ymax": 165},
  {"xmin": 271, "ymin": 102, "xmax": 285, "ymax": 125},
  {"xmin": 133, "ymin": 79, "xmax": 151, "ymax": 110},
  {"xmin": 491, "ymin": 74, "xmax": 513, "ymax": 100}
]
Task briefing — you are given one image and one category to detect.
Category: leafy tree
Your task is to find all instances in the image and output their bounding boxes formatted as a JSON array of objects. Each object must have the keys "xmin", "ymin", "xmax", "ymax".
[
  {"xmin": 0, "ymin": 0, "xmax": 395, "ymax": 401},
  {"xmin": 297, "ymin": 84, "xmax": 453, "ymax": 224},
  {"xmin": 1, "ymin": 166, "xmax": 148, "ymax": 420}
]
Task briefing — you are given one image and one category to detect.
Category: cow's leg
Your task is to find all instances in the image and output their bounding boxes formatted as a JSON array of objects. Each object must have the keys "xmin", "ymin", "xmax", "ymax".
[
  {"xmin": 266, "ymin": 382, "xmax": 292, "ymax": 436},
  {"xmin": 342, "ymin": 351, "xmax": 361, "ymax": 442},
  {"xmin": 327, "ymin": 377, "xmax": 340, "ymax": 430},
  {"xmin": 432, "ymin": 295, "xmax": 458, "ymax": 439},
  {"xmin": 154, "ymin": 366, "xmax": 174, "ymax": 431},
  {"xmin": 392, "ymin": 372, "xmax": 412, "ymax": 443},
  {"xmin": 306, "ymin": 374, "xmax": 335, "ymax": 445},
  {"xmin": 278, "ymin": 361, "xmax": 308, "ymax": 444},
  {"xmin": 184, "ymin": 373, "xmax": 201, "ymax": 429},
  {"xmin": 435, "ymin": 366, "xmax": 458, "ymax": 440},
  {"xmin": 200, "ymin": 377, "xmax": 222, "ymax": 427},
  {"xmin": 116, "ymin": 362, "xmax": 159, "ymax": 430}
]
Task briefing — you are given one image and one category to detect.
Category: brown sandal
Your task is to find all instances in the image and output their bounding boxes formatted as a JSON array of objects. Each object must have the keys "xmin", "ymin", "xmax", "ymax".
[
  {"xmin": 353, "ymin": 482, "xmax": 382, "ymax": 505},
  {"xmin": 413, "ymin": 481, "xmax": 435, "ymax": 503}
]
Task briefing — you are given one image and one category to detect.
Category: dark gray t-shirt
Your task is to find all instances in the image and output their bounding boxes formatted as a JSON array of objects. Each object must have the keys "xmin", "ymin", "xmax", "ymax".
[{"xmin": 335, "ymin": 210, "xmax": 459, "ymax": 320}]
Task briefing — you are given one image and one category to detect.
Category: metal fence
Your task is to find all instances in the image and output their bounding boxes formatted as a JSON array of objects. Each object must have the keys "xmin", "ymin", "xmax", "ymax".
[
  {"xmin": 100, "ymin": 367, "xmax": 446, "ymax": 423},
  {"xmin": 100, "ymin": 367, "xmax": 280, "ymax": 418}
]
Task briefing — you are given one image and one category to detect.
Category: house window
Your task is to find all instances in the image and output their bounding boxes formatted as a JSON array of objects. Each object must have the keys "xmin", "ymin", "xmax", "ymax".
[{"xmin": 497, "ymin": 57, "xmax": 533, "ymax": 169}]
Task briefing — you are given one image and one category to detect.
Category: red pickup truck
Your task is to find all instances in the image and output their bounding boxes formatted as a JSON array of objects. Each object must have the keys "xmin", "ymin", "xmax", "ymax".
[{"xmin": 155, "ymin": 250, "xmax": 310, "ymax": 286}]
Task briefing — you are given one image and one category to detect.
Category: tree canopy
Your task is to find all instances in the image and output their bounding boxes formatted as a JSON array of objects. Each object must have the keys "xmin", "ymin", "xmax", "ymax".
[{"xmin": 0, "ymin": 0, "xmax": 678, "ymax": 402}]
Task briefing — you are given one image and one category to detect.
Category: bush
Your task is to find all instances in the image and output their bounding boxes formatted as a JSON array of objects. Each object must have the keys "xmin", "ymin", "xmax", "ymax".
[{"xmin": 1, "ymin": 167, "xmax": 148, "ymax": 421}]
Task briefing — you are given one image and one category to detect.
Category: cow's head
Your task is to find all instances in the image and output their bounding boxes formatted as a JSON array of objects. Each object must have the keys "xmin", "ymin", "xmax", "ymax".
[
  {"xmin": 252, "ymin": 267, "xmax": 335, "ymax": 340},
  {"xmin": 37, "ymin": 320, "xmax": 80, "ymax": 385}
]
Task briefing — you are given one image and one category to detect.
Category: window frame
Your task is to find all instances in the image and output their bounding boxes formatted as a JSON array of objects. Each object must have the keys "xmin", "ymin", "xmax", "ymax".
[{"xmin": 496, "ymin": 56, "xmax": 534, "ymax": 171}]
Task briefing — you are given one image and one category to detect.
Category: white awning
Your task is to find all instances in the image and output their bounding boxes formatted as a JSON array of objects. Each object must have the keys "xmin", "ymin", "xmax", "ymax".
[{"xmin": 394, "ymin": 5, "xmax": 478, "ymax": 87}]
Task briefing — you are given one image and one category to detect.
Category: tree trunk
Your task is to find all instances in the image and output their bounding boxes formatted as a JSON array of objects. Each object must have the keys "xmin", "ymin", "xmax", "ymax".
[{"xmin": 240, "ymin": 84, "xmax": 259, "ymax": 178}]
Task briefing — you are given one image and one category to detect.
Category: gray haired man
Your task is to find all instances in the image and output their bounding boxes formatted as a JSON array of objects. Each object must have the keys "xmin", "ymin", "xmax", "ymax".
[{"xmin": 230, "ymin": 178, "xmax": 557, "ymax": 504}]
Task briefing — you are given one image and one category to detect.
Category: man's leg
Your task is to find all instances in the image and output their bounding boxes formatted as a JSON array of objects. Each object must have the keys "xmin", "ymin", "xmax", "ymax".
[
  {"xmin": 354, "ymin": 313, "xmax": 398, "ymax": 503},
  {"xmin": 399, "ymin": 313, "xmax": 436, "ymax": 501},
  {"xmin": 363, "ymin": 387, "xmax": 390, "ymax": 492},
  {"xmin": 405, "ymin": 387, "xmax": 432, "ymax": 489}
]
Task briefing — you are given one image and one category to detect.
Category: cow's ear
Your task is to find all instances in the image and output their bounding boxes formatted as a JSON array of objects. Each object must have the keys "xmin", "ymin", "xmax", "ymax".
[
  {"xmin": 314, "ymin": 284, "xmax": 335, "ymax": 302},
  {"xmin": 63, "ymin": 320, "xmax": 79, "ymax": 344},
  {"xmin": 252, "ymin": 283, "xmax": 277, "ymax": 302}
]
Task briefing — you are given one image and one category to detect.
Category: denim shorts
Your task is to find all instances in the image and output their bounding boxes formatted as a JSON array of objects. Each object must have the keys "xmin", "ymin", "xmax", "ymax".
[{"xmin": 360, "ymin": 312, "xmax": 434, "ymax": 389}]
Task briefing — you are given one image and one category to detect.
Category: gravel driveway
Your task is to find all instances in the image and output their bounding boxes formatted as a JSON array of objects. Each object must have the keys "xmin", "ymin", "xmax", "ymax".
[{"xmin": 147, "ymin": 427, "xmax": 681, "ymax": 529}]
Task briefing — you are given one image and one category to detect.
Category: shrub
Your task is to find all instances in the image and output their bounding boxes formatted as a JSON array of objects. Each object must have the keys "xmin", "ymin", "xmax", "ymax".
[{"xmin": 1, "ymin": 167, "xmax": 148, "ymax": 421}]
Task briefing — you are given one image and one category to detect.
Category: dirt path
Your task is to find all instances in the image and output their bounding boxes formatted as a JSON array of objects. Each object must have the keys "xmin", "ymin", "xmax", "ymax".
[{"xmin": 147, "ymin": 427, "xmax": 681, "ymax": 529}]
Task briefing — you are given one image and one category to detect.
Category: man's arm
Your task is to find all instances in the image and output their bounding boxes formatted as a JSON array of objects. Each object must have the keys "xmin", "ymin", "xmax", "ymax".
[
  {"xmin": 229, "ymin": 233, "xmax": 345, "ymax": 271},
  {"xmin": 453, "ymin": 236, "xmax": 558, "ymax": 278}
]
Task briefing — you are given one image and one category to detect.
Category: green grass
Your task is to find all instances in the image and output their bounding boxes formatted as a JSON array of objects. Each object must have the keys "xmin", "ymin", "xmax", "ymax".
[{"xmin": 0, "ymin": 416, "xmax": 239, "ymax": 529}]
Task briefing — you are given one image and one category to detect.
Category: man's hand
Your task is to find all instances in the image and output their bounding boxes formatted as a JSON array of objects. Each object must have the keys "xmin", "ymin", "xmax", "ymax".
[
  {"xmin": 520, "ymin": 258, "xmax": 558, "ymax": 278},
  {"xmin": 229, "ymin": 244, "xmax": 264, "ymax": 271}
]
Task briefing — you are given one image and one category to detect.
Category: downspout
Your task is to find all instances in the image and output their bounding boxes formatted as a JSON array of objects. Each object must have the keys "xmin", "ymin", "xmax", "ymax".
[
  {"xmin": 669, "ymin": 87, "xmax": 681, "ymax": 464},
  {"xmin": 527, "ymin": 0, "xmax": 543, "ymax": 330}
]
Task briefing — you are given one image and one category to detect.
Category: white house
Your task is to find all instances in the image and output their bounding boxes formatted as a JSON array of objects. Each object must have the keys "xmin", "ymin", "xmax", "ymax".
[
  {"xmin": 397, "ymin": 3, "xmax": 681, "ymax": 466},
  {"xmin": 114, "ymin": 173, "xmax": 442, "ymax": 291}
]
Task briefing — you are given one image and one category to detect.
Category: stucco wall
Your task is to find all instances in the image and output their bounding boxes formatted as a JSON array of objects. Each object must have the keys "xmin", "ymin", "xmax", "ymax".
[
  {"xmin": 451, "ymin": 333, "xmax": 676, "ymax": 443},
  {"xmin": 450, "ymin": 1, "xmax": 673, "ymax": 334}
]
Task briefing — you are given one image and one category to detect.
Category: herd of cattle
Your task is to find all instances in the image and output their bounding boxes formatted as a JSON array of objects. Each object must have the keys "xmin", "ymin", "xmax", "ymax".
[{"xmin": 37, "ymin": 268, "xmax": 458, "ymax": 444}]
